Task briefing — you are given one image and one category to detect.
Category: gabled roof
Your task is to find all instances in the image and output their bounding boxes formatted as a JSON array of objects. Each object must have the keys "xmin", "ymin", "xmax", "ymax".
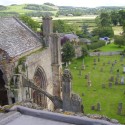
[{"xmin": 0, "ymin": 17, "xmax": 42, "ymax": 57}]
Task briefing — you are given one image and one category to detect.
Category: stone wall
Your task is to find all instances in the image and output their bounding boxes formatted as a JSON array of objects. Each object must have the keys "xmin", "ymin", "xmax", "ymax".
[
  {"xmin": 25, "ymin": 47, "xmax": 53, "ymax": 110},
  {"xmin": 89, "ymin": 51, "xmax": 122, "ymax": 56}
]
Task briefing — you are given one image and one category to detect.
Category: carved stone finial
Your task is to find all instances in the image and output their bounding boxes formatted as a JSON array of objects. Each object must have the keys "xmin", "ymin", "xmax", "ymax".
[{"xmin": 62, "ymin": 69, "xmax": 72, "ymax": 81}]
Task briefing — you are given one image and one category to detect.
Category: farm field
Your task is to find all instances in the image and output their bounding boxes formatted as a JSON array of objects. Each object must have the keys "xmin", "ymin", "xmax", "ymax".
[{"xmin": 69, "ymin": 55, "xmax": 125, "ymax": 124}]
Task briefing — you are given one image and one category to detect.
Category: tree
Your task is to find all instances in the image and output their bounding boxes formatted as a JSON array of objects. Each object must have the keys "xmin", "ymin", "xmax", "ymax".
[
  {"xmin": 114, "ymin": 35, "xmax": 125, "ymax": 47},
  {"xmin": 92, "ymin": 27, "xmax": 114, "ymax": 38},
  {"xmin": 110, "ymin": 11, "xmax": 119, "ymax": 26},
  {"xmin": 19, "ymin": 15, "xmax": 40, "ymax": 32},
  {"xmin": 62, "ymin": 42, "xmax": 75, "ymax": 63},
  {"xmin": 53, "ymin": 20, "xmax": 78, "ymax": 33},
  {"xmin": 118, "ymin": 10, "xmax": 125, "ymax": 25},
  {"xmin": 100, "ymin": 12, "xmax": 111, "ymax": 27},
  {"xmin": 82, "ymin": 46, "xmax": 89, "ymax": 57}
]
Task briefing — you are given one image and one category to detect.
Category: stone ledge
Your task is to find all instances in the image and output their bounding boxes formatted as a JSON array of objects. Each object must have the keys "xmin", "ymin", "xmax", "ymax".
[{"xmin": 8, "ymin": 106, "xmax": 120, "ymax": 125}]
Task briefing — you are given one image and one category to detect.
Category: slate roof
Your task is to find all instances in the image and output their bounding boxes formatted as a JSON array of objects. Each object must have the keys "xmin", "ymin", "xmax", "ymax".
[
  {"xmin": 0, "ymin": 17, "xmax": 42, "ymax": 57},
  {"xmin": 63, "ymin": 34, "xmax": 79, "ymax": 41}
]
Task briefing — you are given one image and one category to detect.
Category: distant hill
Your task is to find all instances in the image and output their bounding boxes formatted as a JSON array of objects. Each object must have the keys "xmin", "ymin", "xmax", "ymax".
[{"xmin": 0, "ymin": 3, "xmax": 125, "ymax": 17}]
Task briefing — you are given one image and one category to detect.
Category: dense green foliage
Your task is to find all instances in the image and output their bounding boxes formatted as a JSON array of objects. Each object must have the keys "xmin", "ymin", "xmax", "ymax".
[
  {"xmin": 88, "ymin": 40, "xmax": 106, "ymax": 50},
  {"xmin": 114, "ymin": 35, "xmax": 125, "ymax": 47},
  {"xmin": 92, "ymin": 12, "xmax": 114, "ymax": 38},
  {"xmin": 19, "ymin": 15, "xmax": 40, "ymax": 31},
  {"xmin": 24, "ymin": 4, "xmax": 56, "ymax": 11},
  {"xmin": 0, "ymin": 5, "xmax": 7, "ymax": 10},
  {"xmin": 26, "ymin": 11, "xmax": 54, "ymax": 17},
  {"xmin": 92, "ymin": 27, "xmax": 114, "ymax": 37},
  {"xmin": 62, "ymin": 42, "xmax": 75, "ymax": 63},
  {"xmin": 53, "ymin": 20, "xmax": 78, "ymax": 33},
  {"xmin": 81, "ymin": 46, "xmax": 89, "ymax": 57}
]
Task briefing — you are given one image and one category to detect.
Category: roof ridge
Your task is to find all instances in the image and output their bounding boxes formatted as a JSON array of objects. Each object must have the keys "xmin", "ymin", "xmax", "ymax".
[{"xmin": 13, "ymin": 17, "xmax": 42, "ymax": 42}]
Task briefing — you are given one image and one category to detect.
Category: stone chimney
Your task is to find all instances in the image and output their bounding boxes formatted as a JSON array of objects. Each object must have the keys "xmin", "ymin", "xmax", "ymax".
[{"xmin": 42, "ymin": 16, "xmax": 53, "ymax": 47}]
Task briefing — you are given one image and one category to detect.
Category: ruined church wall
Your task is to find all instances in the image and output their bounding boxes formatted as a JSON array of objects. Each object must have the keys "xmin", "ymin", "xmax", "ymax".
[{"xmin": 25, "ymin": 47, "xmax": 53, "ymax": 110}]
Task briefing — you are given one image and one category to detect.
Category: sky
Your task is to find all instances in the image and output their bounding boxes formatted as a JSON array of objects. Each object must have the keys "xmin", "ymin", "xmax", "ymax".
[{"xmin": 0, "ymin": 0, "xmax": 125, "ymax": 8}]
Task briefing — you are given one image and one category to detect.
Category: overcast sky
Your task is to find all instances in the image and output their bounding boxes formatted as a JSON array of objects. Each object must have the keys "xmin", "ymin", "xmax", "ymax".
[{"xmin": 0, "ymin": 0, "xmax": 125, "ymax": 7}]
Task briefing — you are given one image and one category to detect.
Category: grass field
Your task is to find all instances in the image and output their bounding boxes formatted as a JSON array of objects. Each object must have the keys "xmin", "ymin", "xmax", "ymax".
[
  {"xmin": 113, "ymin": 26, "xmax": 123, "ymax": 35},
  {"xmin": 99, "ymin": 43, "xmax": 125, "ymax": 52},
  {"xmin": 69, "ymin": 55, "xmax": 125, "ymax": 124}
]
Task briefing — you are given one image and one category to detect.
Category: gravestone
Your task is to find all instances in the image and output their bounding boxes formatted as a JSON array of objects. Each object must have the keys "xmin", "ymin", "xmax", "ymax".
[
  {"xmin": 115, "ymin": 77, "xmax": 119, "ymax": 85},
  {"xmin": 82, "ymin": 93, "xmax": 84, "ymax": 96},
  {"xmin": 114, "ymin": 60, "xmax": 117, "ymax": 64},
  {"xmin": 85, "ymin": 74, "xmax": 88, "ymax": 79},
  {"xmin": 102, "ymin": 84, "xmax": 106, "ymax": 88},
  {"xmin": 87, "ymin": 72, "xmax": 91, "ymax": 87},
  {"xmin": 98, "ymin": 57, "xmax": 100, "ymax": 62},
  {"xmin": 116, "ymin": 72, "xmax": 120, "ymax": 79},
  {"xmin": 110, "ymin": 67, "xmax": 113, "ymax": 73},
  {"xmin": 82, "ymin": 59, "xmax": 85, "ymax": 70},
  {"xmin": 107, "ymin": 61, "xmax": 110, "ymax": 64},
  {"xmin": 109, "ymin": 82, "xmax": 112, "ymax": 88},
  {"xmin": 93, "ymin": 58, "xmax": 96, "ymax": 65},
  {"xmin": 97, "ymin": 102, "xmax": 101, "ymax": 111},
  {"xmin": 78, "ymin": 69, "xmax": 82, "ymax": 76},
  {"xmin": 117, "ymin": 103, "xmax": 122, "ymax": 115},
  {"xmin": 120, "ymin": 76, "xmax": 124, "ymax": 84},
  {"xmin": 120, "ymin": 55, "xmax": 124, "ymax": 62},
  {"xmin": 103, "ymin": 62, "xmax": 105, "ymax": 66},
  {"xmin": 100, "ymin": 68, "xmax": 103, "ymax": 72},
  {"xmin": 123, "ymin": 66, "xmax": 125, "ymax": 74},
  {"xmin": 109, "ymin": 76, "xmax": 114, "ymax": 82},
  {"xmin": 91, "ymin": 105, "xmax": 95, "ymax": 110}
]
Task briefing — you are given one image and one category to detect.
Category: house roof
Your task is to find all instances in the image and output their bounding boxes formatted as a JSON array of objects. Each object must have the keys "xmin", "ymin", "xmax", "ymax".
[
  {"xmin": 0, "ymin": 17, "xmax": 42, "ymax": 57},
  {"xmin": 64, "ymin": 34, "xmax": 79, "ymax": 41}
]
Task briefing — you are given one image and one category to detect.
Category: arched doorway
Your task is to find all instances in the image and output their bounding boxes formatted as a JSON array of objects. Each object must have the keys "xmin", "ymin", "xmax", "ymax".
[
  {"xmin": 0, "ymin": 70, "xmax": 8, "ymax": 106},
  {"xmin": 33, "ymin": 67, "xmax": 47, "ymax": 108}
]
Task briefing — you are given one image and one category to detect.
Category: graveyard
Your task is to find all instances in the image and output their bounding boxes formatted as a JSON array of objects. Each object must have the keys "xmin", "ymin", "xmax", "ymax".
[{"xmin": 69, "ymin": 54, "xmax": 125, "ymax": 123}]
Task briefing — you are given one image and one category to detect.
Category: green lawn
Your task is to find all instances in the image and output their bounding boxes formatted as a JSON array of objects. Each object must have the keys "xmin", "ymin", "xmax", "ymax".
[
  {"xmin": 69, "ymin": 55, "xmax": 125, "ymax": 124},
  {"xmin": 99, "ymin": 43, "xmax": 125, "ymax": 52}
]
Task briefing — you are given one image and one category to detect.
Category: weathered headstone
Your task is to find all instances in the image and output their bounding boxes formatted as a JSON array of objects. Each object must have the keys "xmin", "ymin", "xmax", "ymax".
[
  {"xmin": 97, "ymin": 103, "xmax": 101, "ymax": 111},
  {"xmin": 93, "ymin": 66, "xmax": 96, "ymax": 70},
  {"xmin": 120, "ymin": 55, "xmax": 124, "ymax": 62},
  {"xmin": 107, "ymin": 61, "xmax": 110, "ymax": 64},
  {"xmin": 85, "ymin": 74, "xmax": 88, "ymax": 79},
  {"xmin": 109, "ymin": 82, "xmax": 112, "ymax": 88},
  {"xmin": 91, "ymin": 105, "xmax": 95, "ymax": 110},
  {"xmin": 102, "ymin": 84, "xmax": 106, "ymax": 88},
  {"xmin": 115, "ymin": 77, "xmax": 119, "ymax": 85},
  {"xmin": 98, "ymin": 57, "xmax": 100, "ymax": 62},
  {"xmin": 117, "ymin": 103, "xmax": 122, "ymax": 115},
  {"xmin": 120, "ymin": 76, "xmax": 124, "ymax": 84},
  {"xmin": 87, "ymin": 72, "xmax": 91, "ymax": 87},
  {"xmin": 123, "ymin": 66, "xmax": 125, "ymax": 74},
  {"xmin": 103, "ymin": 62, "xmax": 105, "ymax": 66},
  {"xmin": 100, "ymin": 67, "xmax": 103, "ymax": 72},
  {"xmin": 110, "ymin": 67, "xmax": 113, "ymax": 73},
  {"xmin": 109, "ymin": 76, "xmax": 114, "ymax": 82},
  {"xmin": 82, "ymin": 59, "xmax": 85, "ymax": 70},
  {"xmin": 93, "ymin": 58, "xmax": 96, "ymax": 65},
  {"xmin": 78, "ymin": 69, "xmax": 82, "ymax": 76}
]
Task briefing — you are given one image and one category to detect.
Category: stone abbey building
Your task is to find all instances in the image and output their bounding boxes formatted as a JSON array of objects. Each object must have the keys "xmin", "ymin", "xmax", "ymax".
[
  {"xmin": 0, "ymin": 16, "xmax": 82, "ymax": 112},
  {"xmin": 0, "ymin": 16, "xmax": 62, "ymax": 110}
]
